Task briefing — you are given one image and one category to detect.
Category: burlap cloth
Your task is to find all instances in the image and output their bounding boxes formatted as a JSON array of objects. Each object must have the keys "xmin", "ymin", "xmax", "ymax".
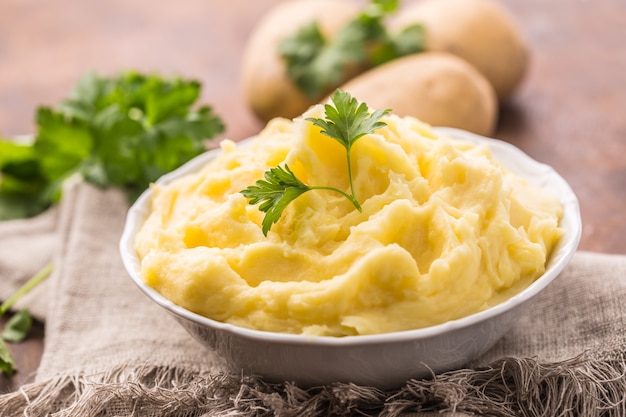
[{"xmin": 0, "ymin": 182, "xmax": 625, "ymax": 416}]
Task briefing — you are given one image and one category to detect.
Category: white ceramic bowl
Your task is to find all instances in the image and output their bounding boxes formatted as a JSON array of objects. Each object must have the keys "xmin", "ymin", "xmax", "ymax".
[{"xmin": 120, "ymin": 127, "xmax": 582, "ymax": 389}]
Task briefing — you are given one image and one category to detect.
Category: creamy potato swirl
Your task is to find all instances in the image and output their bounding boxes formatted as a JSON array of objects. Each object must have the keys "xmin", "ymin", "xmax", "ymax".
[{"xmin": 135, "ymin": 106, "xmax": 562, "ymax": 336}]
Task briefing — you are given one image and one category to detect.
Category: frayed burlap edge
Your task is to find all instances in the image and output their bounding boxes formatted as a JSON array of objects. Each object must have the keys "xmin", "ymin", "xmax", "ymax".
[{"xmin": 1, "ymin": 350, "xmax": 625, "ymax": 417}]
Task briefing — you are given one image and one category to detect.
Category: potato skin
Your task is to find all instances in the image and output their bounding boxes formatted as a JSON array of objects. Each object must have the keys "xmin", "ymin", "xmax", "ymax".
[
  {"xmin": 240, "ymin": 0, "xmax": 359, "ymax": 123},
  {"xmin": 339, "ymin": 52, "xmax": 498, "ymax": 136},
  {"xmin": 391, "ymin": 0, "xmax": 529, "ymax": 101}
]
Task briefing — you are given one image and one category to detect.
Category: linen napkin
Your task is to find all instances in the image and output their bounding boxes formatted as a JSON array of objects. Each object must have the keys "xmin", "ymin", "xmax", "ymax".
[{"xmin": 0, "ymin": 181, "xmax": 625, "ymax": 417}]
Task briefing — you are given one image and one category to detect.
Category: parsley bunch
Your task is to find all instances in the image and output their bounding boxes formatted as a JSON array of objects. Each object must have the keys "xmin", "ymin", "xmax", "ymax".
[
  {"xmin": 278, "ymin": 0, "xmax": 425, "ymax": 98},
  {"xmin": 241, "ymin": 89, "xmax": 390, "ymax": 235},
  {"xmin": 0, "ymin": 72, "xmax": 224, "ymax": 220}
]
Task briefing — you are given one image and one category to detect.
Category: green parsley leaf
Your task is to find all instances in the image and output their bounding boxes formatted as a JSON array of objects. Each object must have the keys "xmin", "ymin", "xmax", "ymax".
[
  {"xmin": 0, "ymin": 138, "xmax": 53, "ymax": 220},
  {"xmin": 241, "ymin": 165, "xmax": 311, "ymax": 236},
  {"xmin": 307, "ymin": 89, "xmax": 390, "ymax": 205},
  {"xmin": 307, "ymin": 89, "xmax": 390, "ymax": 150},
  {"xmin": 0, "ymin": 338, "xmax": 16, "ymax": 376},
  {"xmin": 241, "ymin": 90, "xmax": 389, "ymax": 236},
  {"xmin": 0, "ymin": 72, "xmax": 225, "ymax": 220},
  {"xmin": 34, "ymin": 107, "xmax": 94, "ymax": 182},
  {"xmin": 278, "ymin": 22, "xmax": 341, "ymax": 98},
  {"xmin": 278, "ymin": 0, "xmax": 425, "ymax": 98},
  {"xmin": 2, "ymin": 309, "xmax": 33, "ymax": 343}
]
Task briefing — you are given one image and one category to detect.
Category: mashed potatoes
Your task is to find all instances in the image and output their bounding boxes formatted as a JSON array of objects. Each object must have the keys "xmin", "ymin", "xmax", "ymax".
[{"xmin": 135, "ymin": 105, "xmax": 562, "ymax": 336}]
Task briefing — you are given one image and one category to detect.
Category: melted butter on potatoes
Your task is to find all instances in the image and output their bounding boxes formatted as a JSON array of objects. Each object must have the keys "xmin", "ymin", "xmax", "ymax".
[{"xmin": 135, "ymin": 106, "xmax": 562, "ymax": 337}]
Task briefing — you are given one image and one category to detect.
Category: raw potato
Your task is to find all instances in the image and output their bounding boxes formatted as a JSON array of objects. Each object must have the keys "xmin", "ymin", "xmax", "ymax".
[
  {"xmin": 339, "ymin": 52, "xmax": 498, "ymax": 136},
  {"xmin": 391, "ymin": 0, "xmax": 529, "ymax": 101},
  {"xmin": 241, "ymin": 0, "xmax": 359, "ymax": 123}
]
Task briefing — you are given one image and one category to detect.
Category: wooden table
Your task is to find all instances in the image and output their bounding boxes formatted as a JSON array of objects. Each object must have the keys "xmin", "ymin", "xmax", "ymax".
[{"xmin": 1, "ymin": 0, "xmax": 625, "ymax": 395}]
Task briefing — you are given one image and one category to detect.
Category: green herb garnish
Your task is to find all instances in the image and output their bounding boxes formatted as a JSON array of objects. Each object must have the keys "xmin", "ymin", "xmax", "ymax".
[
  {"xmin": 0, "ymin": 263, "xmax": 52, "ymax": 375},
  {"xmin": 2, "ymin": 309, "xmax": 33, "ymax": 343},
  {"xmin": 278, "ymin": 0, "xmax": 425, "ymax": 98},
  {"xmin": 0, "ymin": 72, "xmax": 224, "ymax": 220},
  {"xmin": 241, "ymin": 89, "xmax": 390, "ymax": 235},
  {"xmin": 0, "ymin": 340, "xmax": 16, "ymax": 376}
]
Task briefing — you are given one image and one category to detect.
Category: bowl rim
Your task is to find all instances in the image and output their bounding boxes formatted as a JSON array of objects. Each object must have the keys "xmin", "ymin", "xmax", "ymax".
[{"xmin": 119, "ymin": 127, "xmax": 582, "ymax": 347}]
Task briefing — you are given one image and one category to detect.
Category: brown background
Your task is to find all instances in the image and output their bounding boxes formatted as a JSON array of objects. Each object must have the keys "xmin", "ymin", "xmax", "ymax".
[{"xmin": 1, "ymin": 0, "xmax": 625, "ymax": 394}]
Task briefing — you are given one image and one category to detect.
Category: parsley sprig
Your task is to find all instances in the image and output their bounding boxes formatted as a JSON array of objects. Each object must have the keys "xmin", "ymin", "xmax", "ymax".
[
  {"xmin": 241, "ymin": 90, "xmax": 390, "ymax": 236},
  {"xmin": 0, "ymin": 72, "xmax": 224, "ymax": 220},
  {"xmin": 278, "ymin": 0, "xmax": 425, "ymax": 98}
]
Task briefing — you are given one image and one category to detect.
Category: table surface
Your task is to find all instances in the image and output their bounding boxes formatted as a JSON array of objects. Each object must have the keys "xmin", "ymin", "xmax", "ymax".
[{"xmin": 1, "ymin": 0, "xmax": 625, "ymax": 394}]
